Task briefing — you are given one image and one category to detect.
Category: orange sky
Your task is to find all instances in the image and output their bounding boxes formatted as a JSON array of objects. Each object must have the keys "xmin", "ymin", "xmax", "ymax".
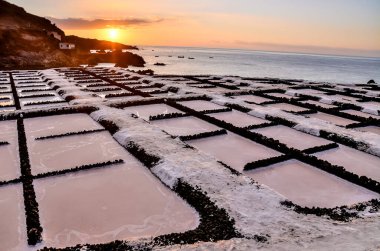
[{"xmin": 10, "ymin": 0, "xmax": 380, "ymax": 57}]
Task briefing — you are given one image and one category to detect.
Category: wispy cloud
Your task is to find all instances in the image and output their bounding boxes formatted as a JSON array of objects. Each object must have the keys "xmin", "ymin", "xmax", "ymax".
[{"xmin": 48, "ymin": 17, "xmax": 164, "ymax": 29}]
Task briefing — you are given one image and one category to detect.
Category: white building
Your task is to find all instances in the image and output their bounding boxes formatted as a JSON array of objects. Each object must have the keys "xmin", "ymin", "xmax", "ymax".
[
  {"xmin": 47, "ymin": 31, "xmax": 62, "ymax": 41},
  {"xmin": 59, "ymin": 43, "xmax": 75, "ymax": 50}
]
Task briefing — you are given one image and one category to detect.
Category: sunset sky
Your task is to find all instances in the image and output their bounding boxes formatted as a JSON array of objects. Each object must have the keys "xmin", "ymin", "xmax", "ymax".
[{"xmin": 9, "ymin": 0, "xmax": 380, "ymax": 57}]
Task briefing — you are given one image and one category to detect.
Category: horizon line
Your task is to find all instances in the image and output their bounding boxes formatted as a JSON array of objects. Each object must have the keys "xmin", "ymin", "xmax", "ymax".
[{"xmin": 130, "ymin": 44, "xmax": 380, "ymax": 60}]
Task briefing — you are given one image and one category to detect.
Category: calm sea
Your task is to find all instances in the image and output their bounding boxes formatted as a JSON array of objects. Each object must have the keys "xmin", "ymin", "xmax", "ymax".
[{"xmin": 128, "ymin": 46, "xmax": 380, "ymax": 84}]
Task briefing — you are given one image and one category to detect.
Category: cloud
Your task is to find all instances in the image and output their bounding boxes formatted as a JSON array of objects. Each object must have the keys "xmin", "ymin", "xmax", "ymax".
[{"xmin": 48, "ymin": 17, "xmax": 164, "ymax": 29}]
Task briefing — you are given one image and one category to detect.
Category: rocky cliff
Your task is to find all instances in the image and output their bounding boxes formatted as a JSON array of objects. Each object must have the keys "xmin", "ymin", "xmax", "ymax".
[{"xmin": 0, "ymin": 0, "xmax": 145, "ymax": 69}]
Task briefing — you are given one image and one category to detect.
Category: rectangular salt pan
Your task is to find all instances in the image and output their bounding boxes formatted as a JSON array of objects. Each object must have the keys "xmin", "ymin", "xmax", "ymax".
[
  {"xmin": 151, "ymin": 116, "xmax": 220, "ymax": 136},
  {"xmin": 187, "ymin": 132, "xmax": 281, "ymax": 172},
  {"xmin": 0, "ymin": 120, "xmax": 20, "ymax": 181},
  {"xmin": 306, "ymin": 112, "xmax": 358, "ymax": 127},
  {"xmin": 234, "ymin": 95, "xmax": 272, "ymax": 104},
  {"xmin": 265, "ymin": 103, "xmax": 308, "ymax": 113},
  {"xmin": 314, "ymin": 145, "xmax": 380, "ymax": 182},
  {"xmin": 124, "ymin": 104, "xmax": 183, "ymax": 120},
  {"xmin": 300, "ymin": 100, "xmax": 337, "ymax": 109},
  {"xmin": 247, "ymin": 160, "xmax": 379, "ymax": 208},
  {"xmin": 205, "ymin": 87, "xmax": 231, "ymax": 93},
  {"xmin": 18, "ymin": 90, "xmax": 57, "ymax": 98},
  {"xmin": 266, "ymin": 93, "xmax": 294, "ymax": 99},
  {"xmin": 251, "ymin": 125, "xmax": 331, "ymax": 150},
  {"xmin": 34, "ymin": 157, "xmax": 199, "ymax": 248},
  {"xmin": 28, "ymin": 131, "xmax": 125, "ymax": 175},
  {"xmin": 0, "ymin": 185, "xmax": 28, "ymax": 251},
  {"xmin": 333, "ymin": 94, "xmax": 359, "ymax": 103},
  {"xmin": 354, "ymin": 126, "xmax": 380, "ymax": 135},
  {"xmin": 24, "ymin": 113, "xmax": 104, "ymax": 139},
  {"xmin": 178, "ymin": 100, "xmax": 225, "ymax": 111},
  {"xmin": 209, "ymin": 110, "xmax": 268, "ymax": 128},
  {"xmin": 341, "ymin": 109, "xmax": 380, "ymax": 119}
]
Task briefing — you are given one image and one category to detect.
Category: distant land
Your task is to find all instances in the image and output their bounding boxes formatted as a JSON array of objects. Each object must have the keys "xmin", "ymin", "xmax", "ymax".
[{"xmin": 0, "ymin": 0, "xmax": 145, "ymax": 69}]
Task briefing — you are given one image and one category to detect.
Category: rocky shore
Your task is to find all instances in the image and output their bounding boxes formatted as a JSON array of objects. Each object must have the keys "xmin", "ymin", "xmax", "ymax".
[{"xmin": 0, "ymin": 0, "xmax": 146, "ymax": 69}]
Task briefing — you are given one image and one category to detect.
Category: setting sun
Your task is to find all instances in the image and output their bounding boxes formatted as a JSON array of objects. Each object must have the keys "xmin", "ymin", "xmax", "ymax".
[{"xmin": 107, "ymin": 28, "xmax": 119, "ymax": 41}]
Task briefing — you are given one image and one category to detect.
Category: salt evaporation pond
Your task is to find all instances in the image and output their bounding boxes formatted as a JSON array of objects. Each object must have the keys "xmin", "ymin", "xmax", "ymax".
[
  {"xmin": 359, "ymin": 101, "xmax": 380, "ymax": 111},
  {"xmin": 0, "ymin": 120, "xmax": 20, "ymax": 181},
  {"xmin": 247, "ymin": 160, "xmax": 379, "ymax": 208},
  {"xmin": 17, "ymin": 85, "xmax": 52, "ymax": 92},
  {"xmin": 0, "ymin": 85, "xmax": 11, "ymax": 92},
  {"xmin": 102, "ymin": 95, "xmax": 141, "ymax": 102},
  {"xmin": 151, "ymin": 116, "xmax": 220, "ymax": 136},
  {"xmin": 289, "ymin": 89, "xmax": 327, "ymax": 96},
  {"xmin": 202, "ymin": 86, "xmax": 231, "ymax": 93},
  {"xmin": 27, "ymin": 131, "xmax": 127, "ymax": 175},
  {"xmin": 0, "ymin": 94, "xmax": 14, "ymax": 106},
  {"xmin": 332, "ymin": 94, "xmax": 359, "ymax": 103},
  {"xmin": 314, "ymin": 145, "xmax": 380, "ymax": 182},
  {"xmin": 0, "ymin": 107, "xmax": 16, "ymax": 112},
  {"xmin": 34, "ymin": 153, "xmax": 199, "ymax": 248},
  {"xmin": 355, "ymin": 126, "xmax": 380, "ymax": 135},
  {"xmin": 178, "ymin": 100, "xmax": 225, "ymax": 111},
  {"xmin": 265, "ymin": 103, "xmax": 308, "ymax": 113},
  {"xmin": 300, "ymin": 100, "xmax": 337, "ymax": 109},
  {"xmin": 93, "ymin": 90, "xmax": 131, "ymax": 96},
  {"xmin": 21, "ymin": 102, "xmax": 68, "ymax": 110},
  {"xmin": 251, "ymin": 125, "xmax": 331, "ymax": 150},
  {"xmin": 124, "ymin": 104, "xmax": 183, "ymax": 120},
  {"xmin": 208, "ymin": 110, "xmax": 268, "ymax": 128},
  {"xmin": 24, "ymin": 113, "xmax": 104, "ymax": 139},
  {"xmin": 186, "ymin": 132, "xmax": 281, "ymax": 171},
  {"xmin": 19, "ymin": 96, "xmax": 62, "ymax": 104},
  {"xmin": 233, "ymin": 94, "xmax": 272, "ymax": 104},
  {"xmin": 0, "ymin": 185, "xmax": 28, "ymax": 251},
  {"xmin": 341, "ymin": 109, "xmax": 380, "ymax": 119},
  {"xmin": 306, "ymin": 112, "xmax": 358, "ymax": 126},
  {"xmin": 20, "ymin": 97, "xmax": 64, "ymax": 109},
  {"xmin": 140, "ymin": 87, "xmax": 163, "ymax": 93},
  {"xmin": 18, "ymin": 90, "xmax": 57, "ymax": 98},
  {"xmin": 266, "ymin": 93, "xmax": 295, "ymax": 100}
]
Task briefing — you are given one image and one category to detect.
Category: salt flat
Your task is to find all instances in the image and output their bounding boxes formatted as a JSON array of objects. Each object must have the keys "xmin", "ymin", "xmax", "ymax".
[{"xmin": 0, "ymin": 67, "xmax": 379, "ymax": 250}]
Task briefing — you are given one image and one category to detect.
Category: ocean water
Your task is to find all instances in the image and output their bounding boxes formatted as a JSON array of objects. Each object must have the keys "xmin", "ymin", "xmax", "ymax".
[{"xmin": 129, "ymin": 46, "xmax": 380, "ymax": 84}]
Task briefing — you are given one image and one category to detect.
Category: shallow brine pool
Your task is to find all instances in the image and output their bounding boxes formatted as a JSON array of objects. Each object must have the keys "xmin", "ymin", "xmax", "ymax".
[
  {"xmin": 314, "ymin": 145, "xmax": 380, "ymax": 182},
  {"xmin": 341, "ymin": 109, "xmax": 380, "ymax": 119},
  {"xmin": 266, "ymin": 93, "xmax": 295, "ymax": 100},
  {"xmin": 265, "ymin": 103, "xmax": 308, "ymax": 113},
  {"xmin": 186, "ymin": 132, "xmax": 281, "ymax": 172},
  {"xmin": 178, "ymin": 100, "xmax": 225, "ymax": 111},
  {"xmin": 0, "ymin": 120, "xmax": 20, "ymax": 181},
  {"xmin": 34, "ymin": 150, "xmax": 199, "ymax": 248},
  {"xmin": 24, "ymin": 113, "xmax": 104, "ymax": 139},
  {"xmin": 246, "ymin": 160, "xmax": 379, "ymax": 208},
  {"xmin": 124, "ymin": 104, "xmax": 183, "ymax": 120},
  {"xmin": 0, "ymin": 185, "xmax": 28, "ymax": 251},
  {"xmin": 151, "ymin": 116, "xmax": 220, "ymax": 136},
  {"xmin": 209, "ymin": 110, "xmax": 268, "ymax": 128},
  {"xmin": 354, "ymin": 126, "xmax": 380, "ymax": 135},
  {"xmin": 306, "ymin": 112, "xmax": 358, "ymax": 127},
  {"xmin": 27, "ymin": 131, "xmax": 125, "ymax": 175},
  {"xmin": 300, "ymin": 100, "xmax": 337, "ymax": 109},
  {"xmin": 234, "ymin": 94, "xmax": 272, "ymax": 104},
  {"xmin": 251, "ymin": 125, "xmax": 331, "ymax": 150}
]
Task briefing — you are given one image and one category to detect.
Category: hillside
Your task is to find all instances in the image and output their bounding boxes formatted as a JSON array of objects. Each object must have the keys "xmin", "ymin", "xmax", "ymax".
[
  {"xmin": 0, "ymin": 0, "xmax": 144, "ymax": 69},
  {"xmin": 64, "ymin": 35, "xmax": 138, "ymax": 52}
]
